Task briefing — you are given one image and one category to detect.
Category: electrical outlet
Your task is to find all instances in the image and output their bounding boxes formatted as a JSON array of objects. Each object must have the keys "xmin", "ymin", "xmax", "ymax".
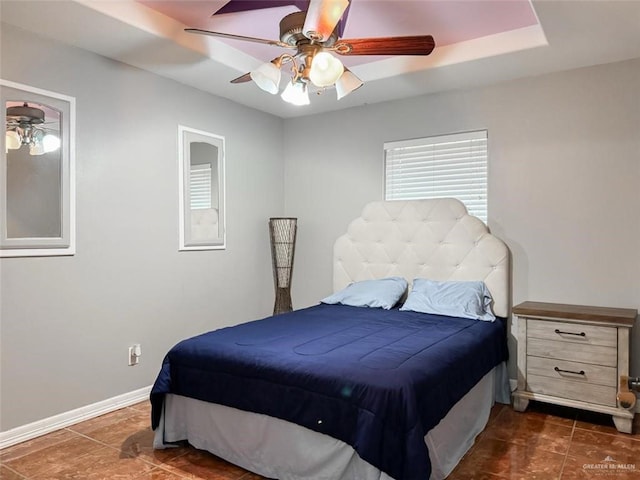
[{"xmin": 128, "ymin": 344, "xmax": 141, "ymax": 366}]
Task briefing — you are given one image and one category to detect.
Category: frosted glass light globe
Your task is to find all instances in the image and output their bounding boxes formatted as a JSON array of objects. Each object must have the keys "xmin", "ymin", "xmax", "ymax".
[
  {"xmin": 5, "ymin": 130, "xmax": 20, "ymax": 150},
  {"xmin": 281, "ymin": 81, "xmax": 310, "ymax": 106},
  {"xmin": 250, "ymin": 62, "xmax": 281, "ymax": 94},
  {"xmin": 43, "ymin": 134, "xmax": 61, "ymax": 153},
  {"xmin": 309, "ymin": 52, "xmax": 344, "ymax": 88}
]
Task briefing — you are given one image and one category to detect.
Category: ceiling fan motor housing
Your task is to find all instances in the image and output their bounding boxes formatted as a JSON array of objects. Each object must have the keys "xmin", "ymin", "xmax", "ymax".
[
  {"xmin": 279, "ymin": 11, "xmax": 337, "ymax": 47},
  {"xmin": 6, "ymin": 103, "xmax": 45, "ymax": 124}
]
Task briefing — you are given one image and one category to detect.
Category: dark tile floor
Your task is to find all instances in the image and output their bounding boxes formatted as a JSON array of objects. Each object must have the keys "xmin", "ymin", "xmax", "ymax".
[{"xmin": 1, "ymin": 400, "xmax": 639, "ymax": 479}]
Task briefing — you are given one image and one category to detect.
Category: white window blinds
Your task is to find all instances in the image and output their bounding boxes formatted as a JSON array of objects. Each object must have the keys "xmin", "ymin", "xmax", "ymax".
[
  {"xmin": 189, "ymin": 164, "xmax": 212, "ymax": 210},
  {"xmin": 384, "ymin": 130, "xmax": 488, "ymax": 221}
]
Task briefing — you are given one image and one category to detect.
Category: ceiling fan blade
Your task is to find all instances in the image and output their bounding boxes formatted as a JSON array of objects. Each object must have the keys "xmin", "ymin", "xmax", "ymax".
[
  {"xmin": 185, "ymin": 28, "xmax": 293, "ymax": 49},
  {"xmin": 214, "ymin": 1, "xmax": 309, "ymax": 16},
  {"xmin": 230, "ymin": 73, "xmax": 252, "ymax": 84},
  {"xmin": 303, "ymin": 0, "xmax": 349, "ymax": 42},
  {"xmin": 335, "ymin": 35, "xmax": 435, "ymax": 56}
]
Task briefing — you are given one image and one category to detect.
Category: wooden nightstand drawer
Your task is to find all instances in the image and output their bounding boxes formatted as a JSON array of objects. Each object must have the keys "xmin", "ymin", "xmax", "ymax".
[
  {"xmin": 527, "ymin": 319, "xmax": 616, "ymax": 347},
  {"xmin": 526, "ymin": 356, "xmax": 617, "ymax": 387},
  {"xmin": 526, "ymin": 373, "xmax": 617, "ymax": 407},
  {"xmin": 527, "ymin": 337, "xmax": 617, "ymax": 367}
]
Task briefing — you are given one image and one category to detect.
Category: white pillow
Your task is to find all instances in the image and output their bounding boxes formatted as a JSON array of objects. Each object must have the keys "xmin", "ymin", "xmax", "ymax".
[
  {"xmin": 321, "ymin": 277, "xmax": 408, "ymax": 310},
  {"xmin": 400, "ymin": 278, "xmax": 496, "ymax": 321}
]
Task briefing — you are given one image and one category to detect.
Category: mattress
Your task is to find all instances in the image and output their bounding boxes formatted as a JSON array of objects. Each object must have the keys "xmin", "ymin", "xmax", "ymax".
[
  {"xmin": 151, "ymin": 303, "xmax": 508, "ymax": 479},
  {"xmin": 155, "ymin": 363, "xmax": 509, "ymax": 480}
]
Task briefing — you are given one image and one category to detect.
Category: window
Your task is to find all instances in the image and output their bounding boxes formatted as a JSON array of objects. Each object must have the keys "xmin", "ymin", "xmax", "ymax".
[
  {"xmin": 384, "ymin": 130, "xmax": 488, "ymax": 222},
  {"xmin": 189, "ymin": 164, "xmax": 212, "ymax": 210}
]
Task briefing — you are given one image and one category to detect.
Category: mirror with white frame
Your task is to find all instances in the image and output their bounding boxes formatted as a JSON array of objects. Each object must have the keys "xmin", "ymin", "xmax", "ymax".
[
  {"xmin": 1, "ymin": 80, "xmax": 75, "ymax": 257},
  {"xmin": 178, "ymin": 125, "xmax": 225, "ymax": 250}
]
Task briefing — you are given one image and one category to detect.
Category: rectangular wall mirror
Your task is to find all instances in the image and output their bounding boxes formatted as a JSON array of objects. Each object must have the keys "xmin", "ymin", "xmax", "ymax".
[
  {"xmin": 178, "ymin": 125, "xmax": 225, "ymax": 250},
  {"xmin": 1, "ymin": 80, "xmax": 75, "ymax": 257}
]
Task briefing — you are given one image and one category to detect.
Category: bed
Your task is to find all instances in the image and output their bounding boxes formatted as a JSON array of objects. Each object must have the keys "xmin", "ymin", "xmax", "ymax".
[{"xmin": 151, "ymin": 198, "xmax": 511, "ymax": 480}]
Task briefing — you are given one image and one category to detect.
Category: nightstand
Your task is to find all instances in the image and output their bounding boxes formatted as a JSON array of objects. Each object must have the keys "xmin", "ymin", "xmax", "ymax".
[{"xmin": 512, "ymin": 301, "xmax": 637, "ymax": 433}]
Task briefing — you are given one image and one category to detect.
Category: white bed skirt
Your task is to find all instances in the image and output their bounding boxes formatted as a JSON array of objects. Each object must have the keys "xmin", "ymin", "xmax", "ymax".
[{"xmin": 155, "ymin": 362, "xmax": 509, "ymax": 480}]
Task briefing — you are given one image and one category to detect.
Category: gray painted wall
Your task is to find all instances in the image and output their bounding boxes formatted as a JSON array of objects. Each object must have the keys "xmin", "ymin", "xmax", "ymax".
[
  {"xmin": 283, "ymin": 59, "xmax": 640, "ymax": 379},
  {"xmin": 2, "ymin": 22, "xmax": 639, "ymax": 433},
  {"xmin": 0, "ymin": 24, "xmax": 284, "ymax": 430}
]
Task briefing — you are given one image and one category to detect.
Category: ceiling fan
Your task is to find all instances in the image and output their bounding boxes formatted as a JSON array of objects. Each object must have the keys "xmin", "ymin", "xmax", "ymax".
[
  {"xmin": 5, "ymin": 103, "xmax": 61, "ymax": 156},
  {"xmin": 185, "ymin": 0, "xmax": 435, "ymax": 105}
]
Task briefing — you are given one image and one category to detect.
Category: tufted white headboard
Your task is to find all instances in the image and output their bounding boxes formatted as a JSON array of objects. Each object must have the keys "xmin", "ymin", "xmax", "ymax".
[{"xmin": 333, "ymin": 199, "xmax": 510, "ymax": 318}]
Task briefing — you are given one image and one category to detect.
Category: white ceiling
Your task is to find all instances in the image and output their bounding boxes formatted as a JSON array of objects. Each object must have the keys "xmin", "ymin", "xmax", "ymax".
[{"xmin": 2, "ymin": 1, "xmax": 640, "ymax": 119}]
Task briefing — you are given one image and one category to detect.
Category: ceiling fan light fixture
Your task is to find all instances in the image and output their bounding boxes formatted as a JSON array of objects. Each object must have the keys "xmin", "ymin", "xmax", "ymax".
[
  {"xmin": 5, "ymin": 130, "xmax": 20, "ymax": 151},
  {"xmin": 281, "ymin": 81, "xmax": 310, "ymax": 106},
  {"xmin": 250, "ymin": 61, "xmax": 282, "ymax": 94},
  {"xmin": 29, "ymin": 142, "xmax": 46, "ymax": 156},
  {"xmin": 42, "ymin": 133, "xmax": 61, "ymax": 153},
  {"xmin": 308, "ymin": 52, "xmax": 344, "ymax": 88},
  {"xmin": 186, "ymin": 1, "xmax": 436, "ymax": 106},
  {"xmin": 6, "ymin": 103, "xmax": 61, "ymax": 156},
  {"xmin": 335, "ymin": 67, "xmax": 363, "ymax": 100}
]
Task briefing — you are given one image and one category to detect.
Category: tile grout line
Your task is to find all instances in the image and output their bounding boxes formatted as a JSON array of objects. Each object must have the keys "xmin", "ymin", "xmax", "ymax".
[
  {"xmin": 5, "ymin": 428, "xmax": 109, "ymax": 480},
  {"xmin": 572, "ymin": 425, "xmax": 640, "ymax": 441},
  {"xmin": 493, "ymin": 404, "xmax": 507, "ymax": 423},
  {"xmin": 557, "ymin": 418, "xmax": 577, "ymax": 480},
  {"xmin": 0, "ymin": 406, "xmax": 144, "ymax": 459},
  {"xmin": 65, "ymin": 428, "xmax": 134, "ymax": 453},
  {"xmin": 3, "ymin": 402, "xmax": 190, "ymax": 477},
  {"xmin": 133, "ymin": 464, "xmax": 191, "ymax": 479},
  {"xmin": 0, "ymin": 429, "xmax": 77, "ymax": 464},
  {"xmin": 68, "ymin": 424, "xmax": 194, "ymax": 471},
  {"xmin": 2, "ymin": 462, "xmax": 31, "ymax": 480}
]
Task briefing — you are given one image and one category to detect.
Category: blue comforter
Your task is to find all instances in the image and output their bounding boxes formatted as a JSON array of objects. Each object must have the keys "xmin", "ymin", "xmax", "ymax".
[{"xmin": 151, "ymin": 304, "xmax": 507, "ymax": 480}]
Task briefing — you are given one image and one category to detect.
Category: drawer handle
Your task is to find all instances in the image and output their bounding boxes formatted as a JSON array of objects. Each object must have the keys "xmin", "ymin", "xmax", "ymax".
[
  {"xmin": 554, "ymin": 328, "xmax": 586, "ymax": 337},
  {"xmin": 554, "ymin": 366, "xmax": 585, "ymax": 376}
]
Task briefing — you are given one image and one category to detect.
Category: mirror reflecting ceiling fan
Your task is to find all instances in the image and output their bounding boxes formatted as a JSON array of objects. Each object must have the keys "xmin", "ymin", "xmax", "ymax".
[
  {"xmin": 186, "ymin": 0, "xmax": 435, "ymax": 105},
  {"xmin": 5, "ymin": 103, "xmax": 61, "ymax": 156}
]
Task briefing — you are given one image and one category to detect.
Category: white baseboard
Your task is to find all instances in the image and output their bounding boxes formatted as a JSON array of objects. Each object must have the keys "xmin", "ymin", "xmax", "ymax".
[{"xmin": 0, "ymin": 385, "xmax": 152, "ymax": 450}]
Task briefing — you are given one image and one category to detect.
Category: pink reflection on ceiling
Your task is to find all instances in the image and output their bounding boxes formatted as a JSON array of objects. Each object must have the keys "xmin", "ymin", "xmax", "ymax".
[{"xmin": 137, "ymin": 0, "xmax": 539, "ymax": 66}]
